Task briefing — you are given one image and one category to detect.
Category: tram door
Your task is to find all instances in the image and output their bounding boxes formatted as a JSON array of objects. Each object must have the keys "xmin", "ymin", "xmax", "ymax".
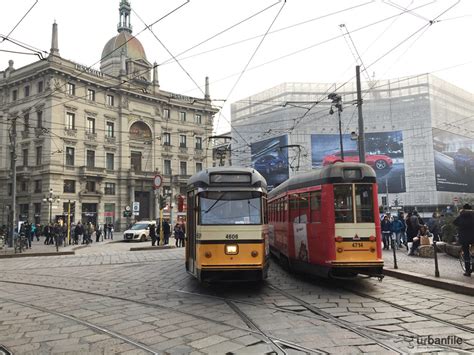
[{"xmin": 186, "ymin": 190, "xmax": 196, "ymax": 273}]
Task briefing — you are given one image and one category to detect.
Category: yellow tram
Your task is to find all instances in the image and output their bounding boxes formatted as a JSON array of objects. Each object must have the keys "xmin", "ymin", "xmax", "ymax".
[{"xmin": 185, "ymin": 167, "xmax": 269, "ymax": 282}]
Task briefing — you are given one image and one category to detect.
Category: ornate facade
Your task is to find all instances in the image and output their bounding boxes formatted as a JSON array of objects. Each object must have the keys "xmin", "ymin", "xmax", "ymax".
[{"xmin": 0, "ymin": 1, "xmax": 218, "ymax": 230}]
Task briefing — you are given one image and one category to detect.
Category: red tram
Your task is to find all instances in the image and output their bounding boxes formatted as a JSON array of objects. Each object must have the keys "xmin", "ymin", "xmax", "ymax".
[{"xmin": 267, "ymin": 162, "xmax": 383, "ymax": 278}]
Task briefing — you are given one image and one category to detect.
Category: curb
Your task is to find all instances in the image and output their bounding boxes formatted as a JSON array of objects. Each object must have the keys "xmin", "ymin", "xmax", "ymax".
[
  {"xmin": 130, "ymin": 245, "xmax": 177, "ymax": 252},
  {"xmin": 383, "ymin": 268, "xmax": 474, "ymax": 296},
  {"xmin": 0, "ymin": 251, "xmax": 75, "ymax": 259}
]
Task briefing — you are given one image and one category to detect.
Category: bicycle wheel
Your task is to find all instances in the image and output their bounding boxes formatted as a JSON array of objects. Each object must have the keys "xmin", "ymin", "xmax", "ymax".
[{"xmin": 459, "ymin": 249, "xmax": 466, "ymax": 272}]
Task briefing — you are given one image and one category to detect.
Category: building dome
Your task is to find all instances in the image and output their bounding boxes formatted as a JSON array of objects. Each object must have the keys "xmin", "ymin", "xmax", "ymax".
[{"xmin": 101, "ymin": 31, "xmax": 147, "ymax": 63}]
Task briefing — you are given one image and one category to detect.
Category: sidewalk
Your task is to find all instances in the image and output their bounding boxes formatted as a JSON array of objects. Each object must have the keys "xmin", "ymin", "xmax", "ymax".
[
  {"xmin": 0, "ymin": 235, "xmax": 118, "ymax": 258},
  {"xmin": 382, "ymin": 248, "xmax": 474, "ymax": 295}
]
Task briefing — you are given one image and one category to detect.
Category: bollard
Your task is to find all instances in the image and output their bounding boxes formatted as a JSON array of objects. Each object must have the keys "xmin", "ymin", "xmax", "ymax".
[
  {"xmin": 433, "ymin": 240, "xmax": 440, "ymax": 277},
  {"xmin": 391, "ymin": 236, "xmax": 398, "ymax": 269}
]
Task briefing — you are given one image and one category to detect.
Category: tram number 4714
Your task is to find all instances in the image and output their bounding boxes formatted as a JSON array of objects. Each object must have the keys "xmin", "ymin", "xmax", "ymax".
[{"xmin": 226, "ymin": 234, "xmax": 239, "ymax": 240}]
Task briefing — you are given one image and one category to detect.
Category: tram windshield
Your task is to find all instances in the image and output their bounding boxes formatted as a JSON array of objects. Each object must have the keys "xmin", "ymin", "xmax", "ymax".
[
  {"xmin": 199, "ymin": 191, "xmax": 262, "ymax": 225},
  {"xmin": 334, "ymin": 184, "xmax": 374, "ymax": 223}
]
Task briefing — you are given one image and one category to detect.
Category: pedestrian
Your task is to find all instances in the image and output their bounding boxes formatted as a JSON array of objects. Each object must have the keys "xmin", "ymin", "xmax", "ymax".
[
  {"xmin": 391, "ymin": 215, "xmax": 404, "ymax": 248},
  {"xmin": 427, "ymin": 212, "xmax": 442, "ymax": 242},
  {"xmin": 174, "ymin": 223, "xmax": 182, "ymax": 247},
  {"xmin": 453, "ymin": 204, "xmax": 474, "ymax": 277},
  {"xmin": 150, "ymin": 223, "xmax": 157, "ymax": 246},
  {"xmin": 163, "ymin": 219, "xmax": 171, "ymax": 245},
  {"xmin": 108, "ymin": 223, "xmax": 114, "ymax": 240},
  {"xmin": 24, "ymin": 222, "xmax": 32, "ymax": 249},
  {"xmin": 74, "ymin": 221, "xmax": 83, "ymax": 245},
  {"xmin": 408, "ymin": 224, "xmax": 433, "ymax": 256},
  {"xmin": 381, "ymin": 215, "xmax": 392, "ymax": 250}
]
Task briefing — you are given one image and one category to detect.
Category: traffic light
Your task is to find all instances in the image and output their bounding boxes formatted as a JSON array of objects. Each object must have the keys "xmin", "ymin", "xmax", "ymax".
[{"xmin": 159, "ymin": 195, "xmax": 167, "ymax": 209}]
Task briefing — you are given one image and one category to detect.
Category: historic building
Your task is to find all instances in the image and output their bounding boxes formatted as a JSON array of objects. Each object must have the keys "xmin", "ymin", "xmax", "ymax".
[
  {"xmin": 231, "ymin": 75, "xmax": 474, "ymax": 213},
  {"xmin": 0, "ymin": 0, "xmax": 218, "ymax": 230}
]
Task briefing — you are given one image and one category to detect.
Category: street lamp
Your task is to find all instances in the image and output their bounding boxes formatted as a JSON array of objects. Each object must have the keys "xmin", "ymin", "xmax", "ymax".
[
  {"xmin": 328, "ymin": 93, "xmax": 344, "ymax": 161},
  {"xmin": 42, "ymin": 188, "xmax": 60, "ymax": 224}
]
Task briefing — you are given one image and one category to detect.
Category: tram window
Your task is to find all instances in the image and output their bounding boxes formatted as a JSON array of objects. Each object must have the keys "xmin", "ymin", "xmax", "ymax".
[
  {"xmin": 310, "ymin": 191, "xmax": 322, "ymax": 223},
  {"xmin": 263, "ymin": 197, "xmax": 268, "ymax": 224},
  {"xmin": 199, "ymin": 191, "xmax": 262, "ymax": 225},
  {"xmin": 289, "ymin": 195, "xmax": 300, "ymax": 223},
  {"xmin": 355, "ymin": 184, "xmax": 374, "ymax": 223},
  {"xmin": 299, "ymin": 193, "xmax": 309, "ymax": 223},
  {"xmin": 334, "ymin": 185, "xmax": 354, "ymax": 223}
]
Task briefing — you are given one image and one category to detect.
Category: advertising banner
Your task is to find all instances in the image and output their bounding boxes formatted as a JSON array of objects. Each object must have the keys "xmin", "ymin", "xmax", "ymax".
[
  {"xmin": 311, "ymin": 131, "xmax": 406, "ymax": 193},
  {"xmin": 251, "ymin": 135, "xmax": 289, "ymax": 190},
  {"xmin": 432, "ymin": 128, "xmax": 474, "ymax": 193}
]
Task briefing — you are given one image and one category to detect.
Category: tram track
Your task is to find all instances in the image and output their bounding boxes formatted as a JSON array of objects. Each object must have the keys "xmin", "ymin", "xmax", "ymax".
[
  {"xmin": 0, "ymin": 296, "xmax": 159, "ymax": 354},
  {"xmin": 0, "ymin": 279, "xmax": 326, "ymax": 354}
]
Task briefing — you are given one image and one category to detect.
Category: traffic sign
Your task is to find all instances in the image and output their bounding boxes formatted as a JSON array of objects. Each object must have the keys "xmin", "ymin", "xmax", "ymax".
[
  {"xmin": 153, "ymin": 174, "xmax": 163, "ymax": 189},
  {"xmin": 453, "ymin": 197, "xmax": 459, "ymax": 204},
  {"xmin": 123, "ymin": 211, "xmax": 132, "ymax": 217},
  {"xmin": 132, "ymin": 202, "xmax": 140, "ymax": 212},
  {"xmin": 125, "ymin": 205, "xmax": 131, "ymax": 211}
]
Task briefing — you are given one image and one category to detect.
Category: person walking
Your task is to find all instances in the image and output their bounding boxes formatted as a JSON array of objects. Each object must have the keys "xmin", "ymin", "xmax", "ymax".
[
  {"xmin": 391, "ymin": 215, "xmax": 404, "ymax": 249},
  {"xmin": 381, "ymin": 215, "xmax": 392, "ymax": 250},
  {"xmin": 74, "ymin": 221, "xmax": 84, "ymax": 245},
  {"xmin": 150, "ymin": 223, "xmax": 157, "ymax": 246},
  {"xmin": 453, "ymin": 204, "xmax": 474, "ymax": 277},
  {"xmin": 427, "ymin": 212, "xmax": 442, "ymax": 242},
  {"xmin": 174, "ymin": 223, "xmax": 183, "ymax": 247},
  {"xmin": 163, "ymin": 219, "xmax": 171, "ymax": 245}
]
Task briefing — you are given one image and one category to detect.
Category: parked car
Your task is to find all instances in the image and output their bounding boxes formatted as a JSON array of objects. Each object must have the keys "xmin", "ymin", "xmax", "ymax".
[
  {"xmin": 123, "ymin": 221, "xmax": 155, "ymax": 242},
  {"xmin": 453, "ymin": 148, "xmax": 474, "ymax": 174},
  {"xmin": 253, "ymin": 154, "xmax": 287, "ymax": 174},
  {"xmin": 322, "ymin": 150, "xmax": 393, "ymax": 170}
]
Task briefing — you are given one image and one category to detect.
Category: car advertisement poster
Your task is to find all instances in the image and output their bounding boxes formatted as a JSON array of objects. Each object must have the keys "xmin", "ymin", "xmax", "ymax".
[
  {"xmin": 251, "ymin": 135, "xmax": 289, "ymax": 190},
  {"xmin": 311, "ymin": 131, "xmax": 406, "ymax": 193},
  {"xmin": 432, "ymin": 128, "xmax": 474, "ymax": 193}
]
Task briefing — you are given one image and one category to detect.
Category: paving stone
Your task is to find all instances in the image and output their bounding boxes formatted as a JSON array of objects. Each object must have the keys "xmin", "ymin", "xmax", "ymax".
[{"xmin": 189, "ymin": 335, "xmax": 228, "ymax": 349}]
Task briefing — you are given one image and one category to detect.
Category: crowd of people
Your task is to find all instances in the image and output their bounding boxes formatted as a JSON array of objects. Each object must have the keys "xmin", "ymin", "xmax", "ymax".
[
  {"xmin": 148, "ymin": 219, "xmax": 186, "ymax": 247},
  {"xmin": 381, "ymin": 204, "xmax": 474, "ymax": 277}
]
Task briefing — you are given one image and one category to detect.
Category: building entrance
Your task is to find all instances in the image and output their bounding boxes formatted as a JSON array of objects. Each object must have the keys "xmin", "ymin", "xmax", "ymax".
[{"xmin": 82, "ymin": 203, "xmax": 98, "ymax": 227}]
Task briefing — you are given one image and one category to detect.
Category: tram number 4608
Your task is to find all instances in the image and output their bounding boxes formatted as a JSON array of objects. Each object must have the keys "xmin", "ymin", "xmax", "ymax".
[{"xmin": 225, "ymin": 234, "xmax": 239, "ymax": 240}]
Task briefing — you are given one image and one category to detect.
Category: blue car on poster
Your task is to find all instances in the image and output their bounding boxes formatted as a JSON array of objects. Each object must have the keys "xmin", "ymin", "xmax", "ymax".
[
  {"xmin": 453, "ymin": 148, "xmax": 474, "ymax": 174},
  {"xmin": 254, "ymin": 155, "xmax": 287, "ymax": 174}
]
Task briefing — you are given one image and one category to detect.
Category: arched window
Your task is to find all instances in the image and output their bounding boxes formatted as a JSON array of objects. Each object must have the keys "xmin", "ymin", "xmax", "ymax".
[{"xmin": 129, "ymin": 121, "xmax": 152, "ymax": 140}]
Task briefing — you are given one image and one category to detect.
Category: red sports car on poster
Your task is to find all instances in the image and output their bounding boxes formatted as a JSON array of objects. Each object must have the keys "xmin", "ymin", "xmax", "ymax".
[{"xmin": 322, "ymin": 150, "xmax": 393, "ymax": 170}]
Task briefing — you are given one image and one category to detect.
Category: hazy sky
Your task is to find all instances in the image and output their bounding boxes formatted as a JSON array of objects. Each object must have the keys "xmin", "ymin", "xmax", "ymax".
[{"xmin": 1, "ymin": 0, "xmax": 473, "ymax": 133}]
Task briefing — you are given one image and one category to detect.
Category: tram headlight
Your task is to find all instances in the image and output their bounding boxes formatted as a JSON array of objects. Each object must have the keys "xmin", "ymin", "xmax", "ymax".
[{"xmin": 225, "ymin": 244, "xmax": 238, "ymax": 255}]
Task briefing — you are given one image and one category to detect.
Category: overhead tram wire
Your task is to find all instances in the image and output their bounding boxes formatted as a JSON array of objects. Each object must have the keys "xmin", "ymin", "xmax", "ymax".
[
  {"xmin": 178, "ymin": 0, "xmax": 438, "ymax": 99},
  {"xmin": 159, "ymin": 0, "xmax": 285, "ymax": 67},
  {"xmin": 215, "ymin": 0, "xmax": 287, "ymax": 146},
  {"xmin": 1, "ymin": 0, "xmax": 39, "ymax": 43},
  {"xmin": 291, "ymin": 0, "xmax": 462, "ymax": 136},
  {"xmin": 159, "ymin": 0, "xmax": 375, "ymax": 66}
]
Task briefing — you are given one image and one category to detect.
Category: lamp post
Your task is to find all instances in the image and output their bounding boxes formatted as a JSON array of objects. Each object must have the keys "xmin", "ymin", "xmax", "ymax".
[
  {"xmin": 328, "ymin": 93, "xmax": 344, "ymax": 161},
  {"xmin": 42, "ymin": 188, "xmax": 60, "ymax": 225}
]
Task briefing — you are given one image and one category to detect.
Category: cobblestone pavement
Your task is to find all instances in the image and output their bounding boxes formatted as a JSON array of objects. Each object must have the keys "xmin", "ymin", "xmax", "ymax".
[
  {"xmin": 382, "ymin": 248, "xmax": 474, "ymax": 286},
  {"xmin": 0, "ymin": 244, "xmax": 473, "ymax": 354}
]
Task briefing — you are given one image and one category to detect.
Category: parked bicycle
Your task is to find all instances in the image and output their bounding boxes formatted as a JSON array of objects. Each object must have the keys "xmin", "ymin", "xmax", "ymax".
[{"xmin": 14, "ymin": 234, "xmax": 28, "ymax": 253}]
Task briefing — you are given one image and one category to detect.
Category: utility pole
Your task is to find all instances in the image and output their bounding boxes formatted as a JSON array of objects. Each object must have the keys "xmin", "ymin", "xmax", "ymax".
[
  {"xmin": 356, "ymin": 65, "xmax": 366, "ymax": 163},
  {"xmin": 328, "ymin": 93, "xmax": 344, "ymax": 161},
  {"xmin": 9, "ymin": 117, "xmax": 17, "ymax": 247}
]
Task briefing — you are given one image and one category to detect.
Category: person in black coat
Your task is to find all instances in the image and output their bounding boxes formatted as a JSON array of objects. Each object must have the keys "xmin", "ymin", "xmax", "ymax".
[
  {"xmin": 163, "ymin": 219, "xmax": 171, "ymax": 245},
  {"xmin": 381, "ymin": 215, "xmax": 392, "ymax": 250},
  {"xmin": 149, "ymin": 223, "xmax": 157, "ymax": 246},
  {"xmin": 453, "ymin": 204, "xmax": 474, "ymax": 276}
]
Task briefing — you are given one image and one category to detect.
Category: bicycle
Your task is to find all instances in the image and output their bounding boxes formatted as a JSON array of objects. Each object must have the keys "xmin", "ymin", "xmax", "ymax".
[
  {"xmin": 14, "ymin": 235, "xmax": 28, "ymax": 253},
  {"xmin": 459, "ymin": 244, "xmax": 474, "ymax": 273}
]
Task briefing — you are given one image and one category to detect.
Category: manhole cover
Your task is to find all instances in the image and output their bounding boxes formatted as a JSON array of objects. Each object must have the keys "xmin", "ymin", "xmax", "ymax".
[{"xmin": 0, "ymin": 345, "xmax": 12, "ymax": 355}]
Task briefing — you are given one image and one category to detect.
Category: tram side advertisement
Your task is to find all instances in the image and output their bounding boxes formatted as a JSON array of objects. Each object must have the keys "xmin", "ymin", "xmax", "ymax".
[
  {"xmin": 251, "ymin": 135, "xmax": 289, "ymax": 190},
  {"xmin": 432, "ymin": 128, "xmax": 474, "ymax": 193},
  {"xmin": 311, "ymin": 131, "xmax": 406, "ymax": 193}
]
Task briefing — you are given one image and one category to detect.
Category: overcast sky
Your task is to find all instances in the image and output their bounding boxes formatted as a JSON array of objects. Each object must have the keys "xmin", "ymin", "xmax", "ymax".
[{"xmin": 1, "ymin": 0, "xmax": 473, "ymax": 134}]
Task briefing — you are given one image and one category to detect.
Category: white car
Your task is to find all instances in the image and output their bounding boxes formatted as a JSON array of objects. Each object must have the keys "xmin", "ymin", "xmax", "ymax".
[{"xmin": 123, "ymin": 221, "xmax": 155, "ymax": 242}]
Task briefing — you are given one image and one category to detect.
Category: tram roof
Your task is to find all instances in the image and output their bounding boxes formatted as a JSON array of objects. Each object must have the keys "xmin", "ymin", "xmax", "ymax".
[
  {"xmin": 268, "ymin": 162, "xmax": 376, "ymax": 198},
  {"xmin": 187, "ymin": 166, "xmax": 267, "ymax": 190}
]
